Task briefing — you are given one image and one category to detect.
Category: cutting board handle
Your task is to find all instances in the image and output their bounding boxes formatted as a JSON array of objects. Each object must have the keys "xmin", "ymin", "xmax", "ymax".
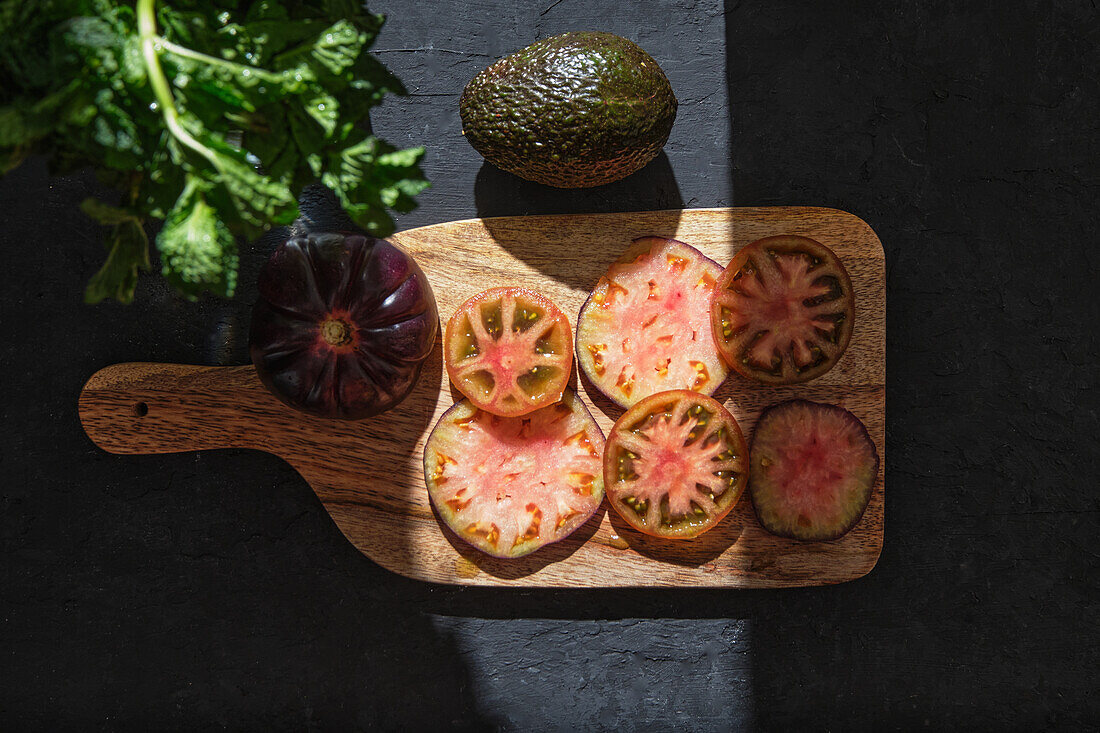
[{"xmin": 78, "ymin": 362, "xmax": 288, "ymax": 456}]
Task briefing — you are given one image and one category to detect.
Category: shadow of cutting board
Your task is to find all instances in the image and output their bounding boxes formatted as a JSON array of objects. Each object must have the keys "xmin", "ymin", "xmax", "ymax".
[{"xmin": 78, "ymin": 207, "xmax": 885, "ymax": 588}]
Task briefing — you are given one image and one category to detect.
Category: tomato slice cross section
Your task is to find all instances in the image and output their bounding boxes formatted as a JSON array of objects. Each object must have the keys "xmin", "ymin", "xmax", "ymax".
[
  {"xmin": 445, "ymin": 287, "xmax": 573, "ymax": 417},
  {"xmin": 604, "ymin": 390, "xmax": 748, "ymax": 539},
  {"xmin": 749, "ymin": 400, "xmax": 878, "ymax": 541},
  {"xmin": 424, "ymin": 389, "xmax": 605, "ymax": 558},
  {"xmin": 577, "ymin": 237, "xmax": 728, "ymax": 408},
  {"xmin": 711, "ymin": 235, "xmax": 854, "ymax": 385}
]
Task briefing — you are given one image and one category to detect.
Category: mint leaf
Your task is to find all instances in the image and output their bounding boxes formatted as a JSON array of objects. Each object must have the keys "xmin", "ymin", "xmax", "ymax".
[
  {"xmin": 245, "ymin": 2, "xmax": 289, "ymax": 22},
  {"xmin": 175, "ymin": 112, "xmax": 298, "ymax": 228},
  {"xmin": 212, "ymin": 151, "xmax": 297, "ymax": 229},
  {"xmin": 303, "ymin": 91, "xmax": 339, "ymax": 136},
  {"xmin": 231, "ymin": 19, "xmax": 330, "ymax": 65},
  {"xmin": 84, "ymin": 218, "xmax": 151, "ymax": 305},
  {"xmin": 376, "ymin": 146, "xmax": 431, "ymax": 213},
  {"xmin": 274, "ymin": 20, "xmax": 364, "ymax": 80},
  {"xmin": 322, "ymin": 137, "xmax": 429, "ymax": 232},
  {"xmin": 2, "ymin": 2, "xmax": 428, "ymax": 304},
  {"xmin": 309, "ymin": 21, "xmax": 364, "ymax": 76},
  {"xmin": 0, "ymin": 105, "xmax": 47, "ymax": 147},
  {"xmin": 91, "ymin": 88, "xmax": 146, "ymax": 167},
  {"xmin": 157, "ymin": 176, "xmax": 237, "ymax": 299},
  {"xmin": 160, "ymin": 44, "xmax": 300, "ymax": 118},
  {"xmin": 81, "ymin": 197, "xmax": 139, "ymax": 226}
]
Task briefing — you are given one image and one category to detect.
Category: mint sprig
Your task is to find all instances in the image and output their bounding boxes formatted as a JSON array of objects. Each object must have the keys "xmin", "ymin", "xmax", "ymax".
[{"xmin": 0, "ymin": 0, "xmax": 428, "ymax": 303}]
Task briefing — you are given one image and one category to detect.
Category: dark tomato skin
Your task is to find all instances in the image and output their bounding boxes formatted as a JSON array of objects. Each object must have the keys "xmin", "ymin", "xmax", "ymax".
[{"xmin": 250, "ymin": 232, "xmax": 438, "ymax": 419}]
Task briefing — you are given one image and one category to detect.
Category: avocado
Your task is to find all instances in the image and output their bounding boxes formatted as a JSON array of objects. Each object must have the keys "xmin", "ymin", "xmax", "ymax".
[{"xmin": 459, "ymin": 32, "xmax": 677, "ymax": 188}]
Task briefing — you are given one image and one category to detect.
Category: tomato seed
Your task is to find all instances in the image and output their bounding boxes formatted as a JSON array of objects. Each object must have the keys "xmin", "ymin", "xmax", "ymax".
[
  {"xmin": 667, "ymin": 255, "xmax": 688, "ymax": 272},
  {"xmin": 690, "ymin": 361, "xmax": 709, "ymax": 389}
]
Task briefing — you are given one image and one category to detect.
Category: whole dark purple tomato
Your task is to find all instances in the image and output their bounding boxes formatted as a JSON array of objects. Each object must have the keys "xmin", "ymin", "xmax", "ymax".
[{"xmin": 250, "ymin": 232, "xmax": 438, "ymax": 419}]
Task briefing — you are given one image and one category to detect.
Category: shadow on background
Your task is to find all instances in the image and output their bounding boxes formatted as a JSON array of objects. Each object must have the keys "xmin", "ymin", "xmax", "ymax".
[
  {"xmin": 721, "ymin": 1, "xmax": 923, "ymax": 726},
  {"xmin": 471, "ymin": 152, "xmax": 686, "ymax": 290},
  {"xmin": 716, "ymin": 1, "xmax": 1098, "ymax": 729},
  {"xmin": 474, "ymin": 151, "xmax": 685, "ymax": 219},
  {"xmin": 9, "ymin": 0, "xmax": 1095, "ymax": 722},
  {"xmin": 0, "ymin": 162, "xmax": 500, "ymax": 729}
]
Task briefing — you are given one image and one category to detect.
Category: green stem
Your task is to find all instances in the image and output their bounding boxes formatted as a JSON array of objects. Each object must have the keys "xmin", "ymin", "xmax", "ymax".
[
  {"xmin": 136, "ymin": 0, "xmax": 218, "ymax": 167},
  {"xmin": 157, "ymin": 37, "xmax": 252, "ymax": 72}
]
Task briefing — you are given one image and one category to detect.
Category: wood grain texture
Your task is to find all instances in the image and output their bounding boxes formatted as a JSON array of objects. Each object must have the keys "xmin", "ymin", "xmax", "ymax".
[{"xmin": 78, "ymin": 207, "xmax": 884, "ymax": 588}]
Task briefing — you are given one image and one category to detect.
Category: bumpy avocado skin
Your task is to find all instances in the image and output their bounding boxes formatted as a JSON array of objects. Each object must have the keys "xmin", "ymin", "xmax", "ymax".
[{"xmin": 460, "ymin": 32, "xmax": 678, "ymax": 188}]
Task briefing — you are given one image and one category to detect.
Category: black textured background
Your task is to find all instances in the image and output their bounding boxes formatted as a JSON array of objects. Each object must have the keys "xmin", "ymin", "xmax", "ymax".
[{"xmin": 2, "ymin": 1, "xmax": 1097, "ymax": 730}]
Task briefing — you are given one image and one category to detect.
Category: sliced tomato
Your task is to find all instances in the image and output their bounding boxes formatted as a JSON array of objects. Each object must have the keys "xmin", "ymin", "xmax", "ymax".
[
  {"xmin": 445, "ymin": 287, "xmax": 573, "ymax": 417},
  {"xmin": 577, "ymin": 237, "xmax": 728, "ymax": 408},
  {"xmin": 603, "ymin": 390, "xmax": 748, "ymax": 539},
  {"xmin": 749, "ymin": 400, "xmax": 878, "ymax": 541},
  {"xmin": 424, "ymin": 389, "xmax": 605, "ymax": 558},
  {"xmin": 711, "ymin": 235, "xmax": 854, "ymax": 385}
]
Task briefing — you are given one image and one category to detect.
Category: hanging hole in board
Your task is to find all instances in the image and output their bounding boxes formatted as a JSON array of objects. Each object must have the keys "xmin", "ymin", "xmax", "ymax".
[{"xmin": 132, "ymin": 402, "xmax": 148, "ymax": 417}]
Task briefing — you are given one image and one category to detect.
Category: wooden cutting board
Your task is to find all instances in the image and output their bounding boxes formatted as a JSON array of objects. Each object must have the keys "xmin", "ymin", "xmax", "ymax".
[{"xmin": 79, "ymin": 207, "xmax": 885, "ymax": 588}]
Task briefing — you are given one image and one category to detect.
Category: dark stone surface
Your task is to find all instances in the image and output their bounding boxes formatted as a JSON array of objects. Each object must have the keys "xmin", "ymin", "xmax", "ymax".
[{"xmin": 2, "ymin": 1, "xmax": 1097, "ymax": 729}]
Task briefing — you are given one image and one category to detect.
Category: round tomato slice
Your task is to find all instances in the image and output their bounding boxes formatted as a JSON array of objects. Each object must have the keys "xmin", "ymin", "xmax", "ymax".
[
  {"xmin": 603, "ymin": 390, "xmax": 748, "ymax": 539},
  {"xmin": 445, "ymin": 287, "xmax": 573, "ymax": 417},
  {"xmin": 749, "ymin": 400, "xmax": 878, "ymax": 541},
  {"xmin": 711, "ymin": 235, "xmax": 854, "ymax": 385},
  {"xmin": 424, "ymin": 389, "xmax": 605, "ymax": 558},
  {"xmin": 577, "ymin": 237, "xmax": 728, "ymax": 408}
]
